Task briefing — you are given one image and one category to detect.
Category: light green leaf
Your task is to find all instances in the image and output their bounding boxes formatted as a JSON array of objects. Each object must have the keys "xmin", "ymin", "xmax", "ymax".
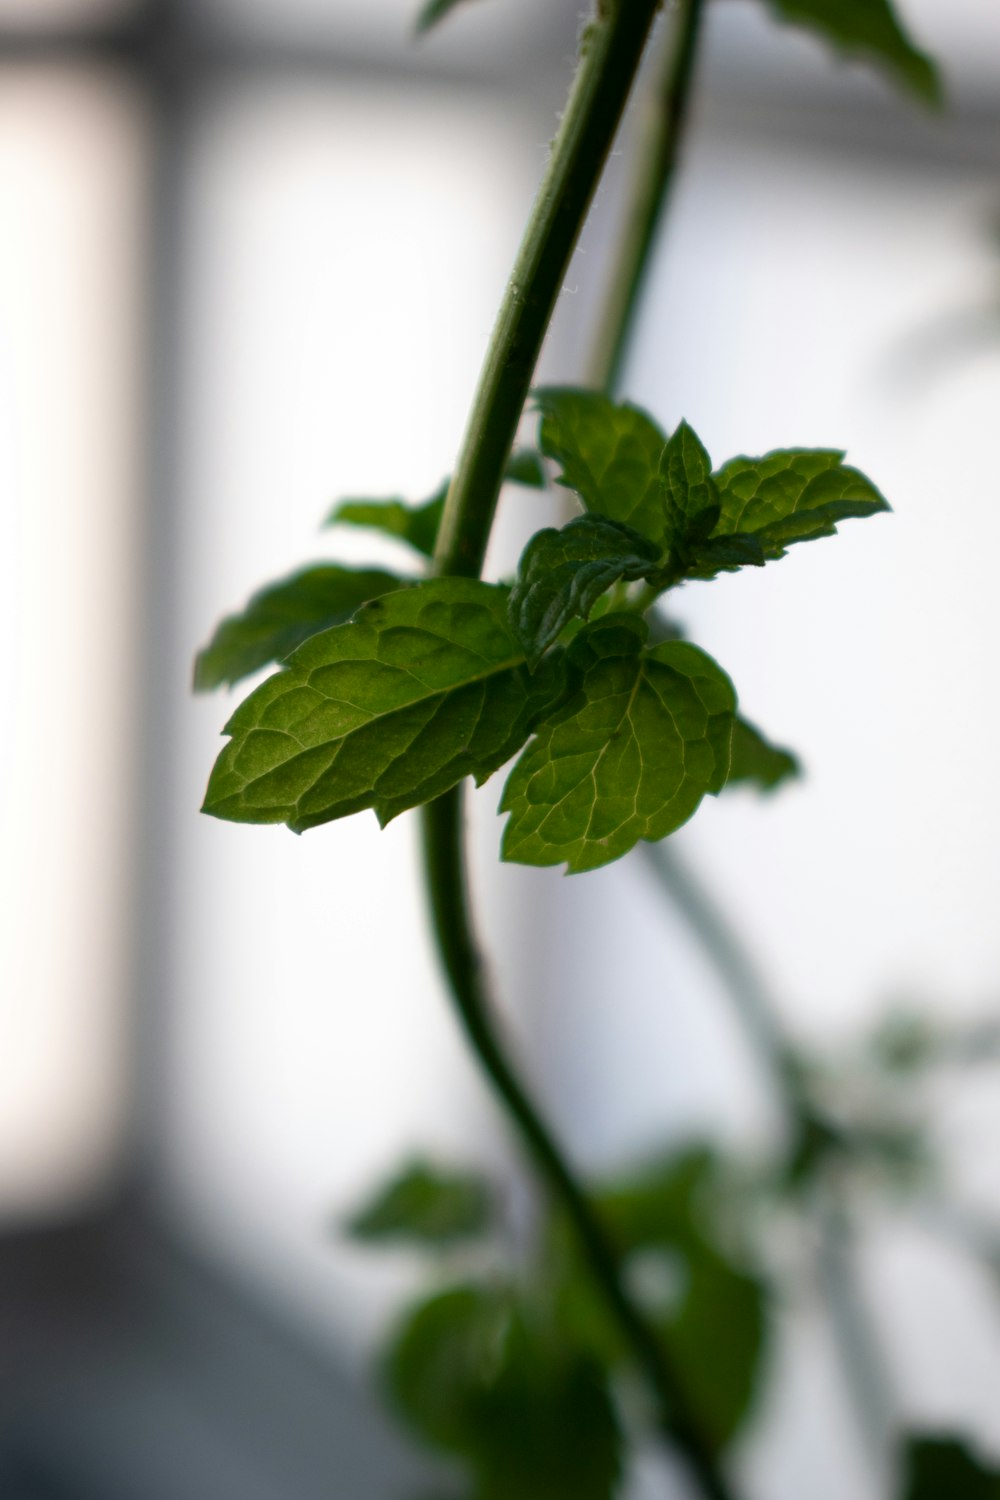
[
  {"xmin": 712, "ymin": 448, "xmax": 890, "ymax": 556},
  {"xmin": 726, "ymin": 717, "xmax": 801, "ymax": 792},
  {"xmin": 763, "ymin": 0, "xmax": 940, "ymax": 104},
  {"xmin": 327, "ymin": 482, "xmax": 447, "ymax": 560},
  {"xmin": 500, "ymin": 615, "xmax": 735, "ymax": 873},
  {"xmin": 386, "ymin": 1284, "xmax": 622, "ymax": 1500},
  {"xmin": 415, "ymin": 0, "xmax": 476, "ymax": 34},
  {"xmin": 509, "ymin": 515, "xmax": 662, "ymax": 665},
  {"xmin": 534, "ymin": 388, "xmax": 671, "ymax": 545},
  {"xmin": 900, "ymin": 1436, "xmax": 1000, "ymax": 1499},
  {"xmin": 202, "ymin": 579, "xmax": 564, "ymax": 833},
  {"xmin": 346, "ymin": 1160, "xmax": 495, "ymax": 1248},
  {"xmin": 193, "ymin": 566, "xmax": 406, "ymax": 692}
]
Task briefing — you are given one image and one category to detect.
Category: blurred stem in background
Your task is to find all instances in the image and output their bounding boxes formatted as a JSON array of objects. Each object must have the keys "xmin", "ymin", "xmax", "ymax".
[
  {"xmin": 584, "ymin": 0, "xmax": 899, "ymax": 1466},
  {"xmin": 648, "ymin": 838, "xmax": 897, "ymax": 1459},
  {"xmin": 586, "ymin": 0, "xmax": 707, "ymax": 397}
]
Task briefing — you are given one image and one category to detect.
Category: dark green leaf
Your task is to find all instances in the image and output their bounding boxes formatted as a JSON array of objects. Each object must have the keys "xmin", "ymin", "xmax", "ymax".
[
  {"xmin": 900, "ymin": 1436, "xmax": 1000, "ymax": 1499},
  {"xmin": 386, "ymin": 1286, "xmax": 509, "ymax": 1453},
  {"xmin": 509, "ymin": 515, "xmax": 662, "ymax": 665},
  {"xmin": 763, "ymin": 0, "xmax": 940, "ymax": 104},
  {"xmin": 386, "ymin": 1284, "xmax": 622, "ymax": 1500},
  {"xmin": 202, "ymin": 579, "xmax": 565, "ymax": 833},
  {"xmin": 500, "ymin": 615, "xmax": 735, "ymax": 873},
  {"xmin": 598, "ymin": 1149, "xmax": 765, "ymax": 1452},
  {"xmin": 193, "ymin": 566, "xmax": 406, "ymax": 692},
  {"xmin": 598, "ymin": 1148, "xmax": 714, "ymax": 1254},
  {"xmin": 726, "ymin": 717, "xmax": 801, "ymax": 792},
  {"xmin": 551, "ymin": 1150, "xmax": 766, "ymax": 1452},
  {"xmin": 534, "ymin": 389, "xmax": 889, "ymax": 583},
  {"xmin": 328, "ymin": 456, "xmax": 547, "ymax": 559},
  {"xmin": 712, "ymin": 448, "xmax": 890, "ymax": 558},
  {"xmin": 504, "ymin": 449, "xmax": 547, "ymax": 489},
  {"xmin": 534, "ymin": 388, "xmax": 672, "ymax": 545},
  {"xmin": 660, "ymin": 419, "xmax": 719, "ymax": 541},
  {"xmin": 664, "ymin": 1246, "xmax": 765, "ymax": 1452},
  {"xmin": 346, "ymin": 1160, "xmax": 495, "ymax": 1248},
  {"xmin": 327, "ymin": 482, "xmax": 447, "ymax": 560},
  {"xmin": 415, "ymin": 0, "xmax": 476, "ymax": 34},
  {"xmin": 684, "ymin": 532, "xmax": 767, "ymax": 580}
]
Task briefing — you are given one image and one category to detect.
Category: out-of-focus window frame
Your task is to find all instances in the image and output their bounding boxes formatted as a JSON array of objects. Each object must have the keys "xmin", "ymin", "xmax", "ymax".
[{"xmin": 0, "ymin": 8, "xmax": 573, "ymax": 1499}]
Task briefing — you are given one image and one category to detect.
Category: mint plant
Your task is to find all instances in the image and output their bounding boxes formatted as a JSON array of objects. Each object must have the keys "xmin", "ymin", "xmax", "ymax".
[{"xmin": 193, "ymin": 2, "xmax": 991, "ymax": 1497}]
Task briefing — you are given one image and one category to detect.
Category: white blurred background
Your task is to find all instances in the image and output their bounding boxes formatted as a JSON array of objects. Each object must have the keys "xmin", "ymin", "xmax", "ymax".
[{"xmin": 3, "ymin": 2, "xmax": 1000, "ymax": 1498}]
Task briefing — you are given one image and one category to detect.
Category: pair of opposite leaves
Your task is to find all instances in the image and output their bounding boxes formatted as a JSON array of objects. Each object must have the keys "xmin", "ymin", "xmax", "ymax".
[{"xmin": 199, "ymin": 390, "xmax": 887, "ymax": 873}]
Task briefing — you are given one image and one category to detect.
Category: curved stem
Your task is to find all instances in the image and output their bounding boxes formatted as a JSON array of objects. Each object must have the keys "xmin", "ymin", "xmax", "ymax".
[
  {"xmin": 587, "ymin": 0, "xmax": 706, "ymax": 397},
  {"xmin": 434, "ymin": 0, "xmax": 664, "ymax": 578},
  {"xmin": 422, "ymin": 8, "xmax": 743, "ymax": 1492},
  {"xmin": 814, "ymin": 1186, "xmax": 896, "ymax": 1455},
  {"xmin": 422, "ymin": 790, "xmax": 737, "ymax": 1500}
]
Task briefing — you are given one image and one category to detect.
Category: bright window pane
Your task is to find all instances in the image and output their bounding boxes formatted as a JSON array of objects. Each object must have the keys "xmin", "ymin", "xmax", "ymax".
[
  {"xmin": 0, "ymin": 69, "xmax": 145, "ymax": 1218},
  {"xmin": 166, "ymin": 80, "xmax": 545, "ymax": 1342}
]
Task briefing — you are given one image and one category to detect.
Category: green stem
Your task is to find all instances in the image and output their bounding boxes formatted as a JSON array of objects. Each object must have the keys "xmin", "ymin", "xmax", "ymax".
[
  {"xmin": 587, "ymin": 0, "xmax": 706, "ymax": 397},
  {"xmin": 434, "ymin": 0, "xmax": 664, "ymax": 579},
  {"xmin": 422, "ymin": 6, "xmax": 741, "ymax": 1495},
  {"xmin": 814, "ymin": 1186, "xmax": 896, "ymax": 1453},
  {"xmin": 421, "ymin": 790, "xmax": 737, "ymax": 1500}
]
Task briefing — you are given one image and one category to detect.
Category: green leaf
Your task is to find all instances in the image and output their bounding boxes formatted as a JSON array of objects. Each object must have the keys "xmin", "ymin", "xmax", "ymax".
[
  {"xmin": 551, "ymin": 1150, "xmax": 766, "ymax": 1453},
  {"xmin": 598, "ymin": 1149, "xmax": 765, "ymax": 1452},
  {"xmin": 534, "ymin": 389, "xmax": 888, "ymax": 586},
  {"xmin": 535, "ymin": 388, "xmax": 672, "ymax": 546},
  {"xmin": 202, "ymin": 579, "xmax": 565, "ymax": 833},
  {"xmin": 598, "ymin": 1147, "xmax": 714, "ymax": 1252},
  {"xmin": 509, "ymin": 516, "xmax": 662, "ymax": 665},
  {"xmin": 504, "ymin": 449, "xmax": 547, "ymax": 489},
  {"xmin": 726, "ymin": 717, "xmax": 801, "ymax": 792},
  {"xmin": 346, "ymin": 1160, "xmax": 495, "ymax": 1248},
  {"xmin": 712, "ymin": 447, "xmax": 890, "ymax": 559},
  {"xmin": 762, "ymin": 0, "xmax": 940, "ymax": 104},
  {"xmin": 328, "ymin": 456, "xmax": 547, "ymax": 559},
  {"xmin": 684, "ymin": 532, "xmax": 768, "ymax": 580},
  {"xmin": 193, "ymin": 566, "xmax": 406, "ymax": 692},
  {"xmin": 500, "ymin": 615, "xmax": 735, "ymax": 873},
  {"xmin": 665, "ymin": 1246, "xmax": 765, "ymax": 1452},
  {"xmin": 386, "ymin": 1284, "xmax": 622, "ymax": 1500},
  {"xmin": 415, "ymin": 0, "xmax": 476, "ymax": 34},
  {"xmin": 659, "ymin": 419, "xmax": 719, "ymax": 541},
  {"xmin": 327, "ymin": 482, "xmax": 447, "ymax": 560},
  {"xmin": 900, "ymin": 1436, "xmax": 1000, "ymax": 1499}
]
